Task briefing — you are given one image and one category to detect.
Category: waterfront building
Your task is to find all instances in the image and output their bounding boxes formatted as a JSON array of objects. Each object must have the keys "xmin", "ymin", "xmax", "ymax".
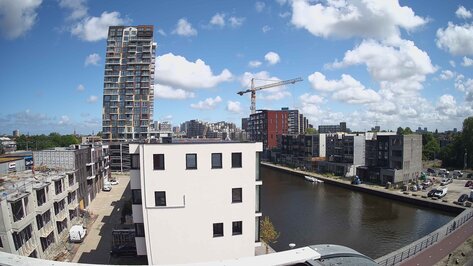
[
  {"xmin": 278, "ymin": 134, "xmax": 326, "ymax": 170},
  {"xmin": 0, "ymin": 169, "xmax": 81, "ymax": 259},
  {"xmin": 33, "ymin": 144, "xmax": 110, "ymax": 209},
  {"xmin": 248, "ymin": 109, "xmax": 288, "ymax": 151},
  {"xmin": 318, "ymin": 122, "xmax": 348, "ymax": 133},
  {"xmin": 129, "ymin": 140, "xmax": 263, "ymax": 265},
  {"xmin": 357, "ymin": 134, "xmax": 422, "ymax": 185},
  {"xmin": 101, "ymin": 25, "xmax": 156, "ymax": 142}
]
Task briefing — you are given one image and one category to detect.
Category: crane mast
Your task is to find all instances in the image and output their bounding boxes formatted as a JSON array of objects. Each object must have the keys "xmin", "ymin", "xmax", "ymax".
[{"xmin": 237, "ymin": 77, "xmax": 303, "ymax": 114}]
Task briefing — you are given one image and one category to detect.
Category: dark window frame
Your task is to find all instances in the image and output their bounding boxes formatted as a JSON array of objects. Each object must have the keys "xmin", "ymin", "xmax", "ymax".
[
  {"xmin": 186, "ymin": 153, "xmax": 197, "ymax": 170},
  {"xmin": 154, "ymin": 191, "xmax": 166, "ymax": 207},
  {"xmin": 132, "ymin": 189, "xmax": 142, "ymax": 204},
  {"xmin": 211, "ymin": 153, "xmax": 222, "ymax": 169},
  {"xmin": 135, "ymin": 223, "xmax": 145, "ymax": 237},
  {"xmin": 232, "ymin": 188, "xmax": 242, "ymax": 203},
  {"xmin": 231, "ymin": 152, "xmax": 242, "ymax": 168},
  {"xmin": 153, "ymin": 154, "xmax": 165, "ymax": 170},
  {"xmin": 213, "ymin": 223, "xmax": 224, "ymax": 237},
  {"xmin": 232, "ymin": 221, "xmax": 242, "ymax": 235},
  {"xmin": 131, "ymin": 154, "xmax": 140, "ymax": 169}
]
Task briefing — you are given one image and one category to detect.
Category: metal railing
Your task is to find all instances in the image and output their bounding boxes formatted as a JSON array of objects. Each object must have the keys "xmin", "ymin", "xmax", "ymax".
[{"xmin": 376, "ymin": 208, "xmax": 473, "ymax": 265}]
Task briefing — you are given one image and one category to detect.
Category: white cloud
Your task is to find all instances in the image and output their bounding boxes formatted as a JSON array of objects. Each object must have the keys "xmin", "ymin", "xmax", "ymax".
[
  {"xmin": 450, "ymin": 60, "xmax": 456, "ymax": 68},
  {"xmin": 290, "ymin": 0, "xmax": 427, "ymax": 42},
  {"xmin": 439, "ymin": 70, "xmax": 455, "ymax": 80},
  {"xmin": 265, "ymin": 51, "xmax": 280, "ymax": 65},
  {"xmin": 190, "ymin": 96, "xmax": 222, "ymax": 110},
  {"xmin": 157, "ymin": 29, "xmax": 166, "ymax": 36},
  {"xmin": 210, "ymin": 13, "xmax": 225, "ymax": 27},
  {"xmin": 86, "ymin": 95, "xmax": 98, "ymax": 103},
  {"xmin": 240, "ymin": 71, "xmax": 292, "ymax": 101},
  {"xmin": 262, "ymin": 25, "xmax": 271, "ymax": 33},
  {"xmin": 436, "ymin": 94, "xmax": 458, "ymax": 117},
  {"xmin": 299, "ymin": 93, "xmax": 325, "ymax": 104},
  {"xmin": 276, "ymin": 0, "xmax": 288, "ymax": 6},
  {"xmin": 226, "ymin": 101, "xmax": 242, "ymax": 114},
  {"xmin": 436, "ymin": 22, "xmax": 473, "ymax": 56},
  {"xmin": 255, "ymin": 2, "xmax": 266, "ymax": 12},
  {"xmin": 0, "ymin": 0, "xmax": 42, "ymax": 40},
  {"xmin": 58, "ymin": 0, "xmax": 88, "ymax": 20},
  {"xmin": 248, "ymin": 60, "xmax": 262, "ymax": 68},
  {"xmin": 154, "ymin": 84, "xmax": 195, "ymax": 100},
  {"xmin": 455, "ymin": 77, "xmax": 473, "ymax": 101},
  {"xmin": 58, "ymin": 115, "xmax": 70, "ymax": 125},
  {"xmin": 155, "ymin": 53, "xmax": 232, "ymax": 90},
  {"xmin": 84, "ymin": 53, "xmax": 101, "ymax": 66},
  {"xmin": 462, "ymin": 56, "xmax": 473, "ymax": 67},
  {"xmin": 173, "ymin": 18, "xmax": 197, "ymax": 36},
  {"xmin": 279, "ymin": 12, "xmax": 291, "ymax": 18},
  {"xmin": 456, "ymin": 6, "xmax": 472, "ymax": 20},
  {"xmin": 228, "ymin": 16, "xmax": 245, "ymax": 28},
  {"xmin": 71, "ymin": 11, "xmax": 129, "ymax": 42},
  {"xmin": 76, "ymin": 84, "xmax": 85, "ymax": 92},
  {"xmin": 308, "ymin": 72, "xmax": 381, "ymax": 104}
]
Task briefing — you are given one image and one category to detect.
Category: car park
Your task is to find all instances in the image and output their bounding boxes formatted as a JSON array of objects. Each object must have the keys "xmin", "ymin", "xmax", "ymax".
[
  {"xmin": 458, "ymin": 194, "xmax": 469, "ymax": 203},
  {"xmin": 110, "ymin": 179, "xmax": 119, "ymax": 185},
  {"xmin": 427, "ymin": 189, "xmax": 437, "ymax": 197},
  {"xmin": 433, "ymin": 187, "xmax": 448, "ymax": 198},
  {"xmin": 440, "ymin": 178, "xmax": 452, "ymax": 186},
  {"xmin": 453, "ymin": 170, "xmax": 463, "ymax": 178},
  {"xmin": 422, "ymin": 180, "xmax": 433, "ymax": 189},
  {"xmin": 103, "ymin": 184, "xmax": 112, "ymax": 191}
]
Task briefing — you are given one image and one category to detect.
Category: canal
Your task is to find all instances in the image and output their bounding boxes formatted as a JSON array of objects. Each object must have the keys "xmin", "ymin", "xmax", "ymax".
[{"xmin": 260, "ymin": 166, "xmax": 456, "ymax": 259}]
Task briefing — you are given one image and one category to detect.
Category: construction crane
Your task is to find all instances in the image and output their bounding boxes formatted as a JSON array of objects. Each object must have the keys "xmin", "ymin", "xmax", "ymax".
[{"xmin": 237, "ymin": 77, "xmax": 303, "ymax": 114}]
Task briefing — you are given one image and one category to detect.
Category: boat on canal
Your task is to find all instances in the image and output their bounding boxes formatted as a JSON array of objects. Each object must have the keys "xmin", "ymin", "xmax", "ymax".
[{"xmin": 305, "ymin": 175, "xmax": 324, "ymax": 183}]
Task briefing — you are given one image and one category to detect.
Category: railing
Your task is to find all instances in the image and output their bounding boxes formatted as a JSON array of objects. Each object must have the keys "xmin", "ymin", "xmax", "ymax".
[
  {"xmin": 38, "ymin": 221, "xmax": 54, "ymax": 237},
  {"xmin": 18, "ymin": 238, "xmax": 36, "ymax": 257},
  {"xmin": 376, "ymin": 208, "xmax": 473, "ymax": 265}
]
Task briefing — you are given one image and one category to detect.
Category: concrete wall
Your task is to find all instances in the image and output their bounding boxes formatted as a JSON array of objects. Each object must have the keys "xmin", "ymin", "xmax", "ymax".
[{"xmin": 0, "ymin": 159, "xmax": 25, "ymax": 175}]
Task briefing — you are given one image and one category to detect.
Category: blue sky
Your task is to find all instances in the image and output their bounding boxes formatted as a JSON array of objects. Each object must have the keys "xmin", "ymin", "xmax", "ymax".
[{"xmin": 1, "ymin": 0, "xmax": 473, "ymax": 135}]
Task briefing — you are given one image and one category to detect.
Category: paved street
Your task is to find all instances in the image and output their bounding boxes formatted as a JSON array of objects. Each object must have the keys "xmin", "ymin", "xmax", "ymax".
[{"xmin": 72, "ymin": 174, "xmax": 131, "ymax": 264}]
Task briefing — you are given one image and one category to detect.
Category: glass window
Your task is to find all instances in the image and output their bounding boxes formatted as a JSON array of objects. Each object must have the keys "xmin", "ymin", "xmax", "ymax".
[
  {"xmin": 232, "ymin": 152, "xmax": 242, "ymax": 168},
  {"xmin": 132, "ymin": 189, "xmax": 142, "ymax": 204},
  {"xmin": 232, "ymin": 188, "xmax": 242, "ymax": 203},
  {"xmin": 153, "ymin": 154, "xmax": 164, "ymax": 170},
  {"xmin": 211, "ymin": 153, "xmax": 222, "ymax": 169},
  {"xmin": 186, "ymin": 154, "xmax": 197, "ymax": 169},
  {"xmin": 213, "ymin": 223, "xmax": 223, "ymax": 237},
  {"xmin": 155, "ymin": 191, "xmax": 166, "ymax": 206},
  {"xmin": 232, "ymin": 221, "xmax": 242, "ymax": 235},
  {"xmin": 131, "ymin": 154, "xmax": 140, "ymax": 169},
  {"xmin": 135, "ymin": 223, "xmax": 145, "ymax": 237}
]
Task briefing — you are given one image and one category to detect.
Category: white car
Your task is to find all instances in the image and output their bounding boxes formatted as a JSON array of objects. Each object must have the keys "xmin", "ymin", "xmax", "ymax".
[
  {"xmin": 110, "ymin": 180, "xmax": 119, "ymax": 185},
  {"xmin": 103, "ymin": 185, "xmax": 112, "ymax": 191}
]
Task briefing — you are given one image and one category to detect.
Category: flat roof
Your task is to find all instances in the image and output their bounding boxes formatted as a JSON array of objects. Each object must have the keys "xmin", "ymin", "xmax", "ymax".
[{"xmin": 0, "ymin": 157, "xmax": 22, "ymax": 163}]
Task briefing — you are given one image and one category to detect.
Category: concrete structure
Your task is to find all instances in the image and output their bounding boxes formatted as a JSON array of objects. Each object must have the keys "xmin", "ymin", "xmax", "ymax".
[
  {"xmin": 129, "ymin": 141, "xmax": 263, "ymax": 265},
  {"xmin": 278, "ymin": 134, "xmax": 326, "ymax": 170},
  {"xmin": 102, "ymin": 25, "xmax": 156, "ymax": 142},
  {"xmin": 0, "ymin": 137, "xmax": 17, "ymax": 154},
  {"xmin": 357, "ymin": 134, "xmax": 422, "ymax": 185},
  {"xmin": 0, "ymin": 158, "xmax": 25, "ymax": 175},
  {"xmin": 33, "ymin": 144, "xmax": 110, "ymax": 209},
  {"xmin": 12, "ymin": 130, "xmax": 20, "ymax": 137},
  {"xmin": 248, "ymin": 110, "xmax": 288, "ymax": 151},
  {"xmin": 0, "ymin": 169, "xmax": 81, "ymax": 259},
  {"xmin": 318, "ymin": 122, "xmax": 348, "ymax": 133}
]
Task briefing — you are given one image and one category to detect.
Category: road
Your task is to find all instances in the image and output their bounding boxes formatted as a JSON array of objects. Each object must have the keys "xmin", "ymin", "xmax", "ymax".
[
  {"xmin": 401, "ymin": 217, "xmax": 473, "ymax": 266},
  {"xmin": 72, "ymin": 174, "xmax": 130, "ymax": 264}
]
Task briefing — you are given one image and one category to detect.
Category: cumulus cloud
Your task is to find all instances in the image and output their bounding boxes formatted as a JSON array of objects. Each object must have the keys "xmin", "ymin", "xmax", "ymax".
[
  {"xmin": 59, "ymin": 0, "xmax": 88, "ymax": 20},
  {"xmin": 455, "ymin": 77, "xmax": 473, "ymax": 101},
  {"xmin": 262, "ymin": 25, "xmax": 271, "ymax": 33},
  {"xmin": 173, "ymin": 18, "xmax": 197, "ymax": 36},
  {"xmin": 255, "ymin": 2, "xmax": 266, "ymax": 12},
  {"xmin": 86, "ymin": 95, "xmax": 98, "ymax": 103},
  {"xmin": 190, "ymin": 96, "xmax": 222, "ymax": 110},
  {"xmin": 299, "ymin": 93, "xmax": 325, "ymax": 104},
  {"xmin": 450, "ymin": 60, "xmax": 456, "ymax": 68},
  {"xmin": 308, "ymin": 72, "xmax": 381, "ymax": 104},
  {"xmin": 436, "ymin": 94, "xmax": 458, "ymax": 117},
  {"xmin": 265, "ymin": 51, "xmax": 280, "ymax": 65},
  {"xmin": 155, "ymin": 53, "xmax": 232, "ymax": 90},
  {"xmin": 248, "ymin": 60, "xmax": 262, "ymax": 68},
  {"xmin": 240, "ymin": 71, "xmax": 292, "ymax": 101},
  {"xmin": 58, "ymin": 115, "xmax": 71, "ymax": 125},
  {"xmin": 228, "ymin": 16, "xmax": 245, "ymax": 28},
  {"xmin": 290, "ymin": 0, "xmax": 427, "ymax": 42},
  {"xmin": 439, "ymin": 70, "xmax": 455, "ymax": 80},
  {"xmin": 210, "ymin": 13, "xmax": 225, "ymax": 27},
  {"xmin": 84, "ymin": 53, "xmax": 101, "ymax": 66},
  {"xmin": 456, "ymin": 6, "xmax": 472, "ymax": 20},
  {"xmin": 462, "ymin": 56, "xmax": 473, "ymax": 67},
  {"xmin": 436, "ymin": 22, "xmax": 473, "ymax": 56},
  {"xmin": 226, "ymin": 101, "xmax": 242, "ymax": 114},
  {"xmin": 71, "ymin": 11, "xmax": 129, "ymax": 41},
  {"xmin": 76, "ymin": 84, "xmax": 85, "ymax": 92},
  {"xmin": 0, "ymin": 0, "xmax": 42, "ymax": 40},
  {"xmin": 154, "ymin": 84, "xmax": 195, "ymax": 100}
]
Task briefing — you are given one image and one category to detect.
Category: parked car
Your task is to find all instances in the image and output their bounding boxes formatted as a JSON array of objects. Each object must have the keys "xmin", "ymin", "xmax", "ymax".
[
  {"xmin": 427, "ymin": 168, "xmax": 436, "ymax": 175},
  {"xmin": 453, "ymin": 170, "xmax": 463, "ymax": 178},
  {"xmin": 465, "ymin": 180, "xmax": 472, "ymax": 187},
  {"xmin": 438, "ymin": 168, "xmax": 450, "ymax": 177},
  {"xmin": 434, "ymin": 187, "xmax": 448, "ymax": 198},
  {"xmin": 69, "ymin": 224, "xmax": 87, "ymax": 243},
  {"xmin": 440, "ymin": 178, "xmax": 452, "ymax": 186},
  {"xmin": 422, "ymin": 180, "xmax": 433, "ymax": 189},
  {"xmin": 458, "ymin": 194, "xmax": 469, "ymax": 203},
  {"xmin": 110, "ymin": 179, "xmax": 119, "ymax": 185},
  {"xmin": 110, "ymin": 244, "xmax": 137, "ymax": 257},
  {"xmin": 410, "ymin": 185, "xmax": 418, "ymax": 192},
  {"xmin": 103, "ymin": 185, "xmax": 112, "ymax": 191},
  {"xmin": 427, "ymin": 189, "xmax": 437, "ymax": 197},
  {"xmin": 467, "ymin": 173, "xmax": 473, "ymax": 179}
]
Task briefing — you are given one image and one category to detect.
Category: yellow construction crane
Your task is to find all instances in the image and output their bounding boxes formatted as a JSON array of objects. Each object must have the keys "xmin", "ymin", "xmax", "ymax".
[{"xmin": 237, "ymin": 77, "xmax": 303, "ymax": 114}]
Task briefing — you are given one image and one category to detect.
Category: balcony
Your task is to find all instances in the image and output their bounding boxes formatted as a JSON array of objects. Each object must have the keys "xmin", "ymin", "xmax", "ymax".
[
  {"xmin": 18, "ymin": 238, "xmax": 36, "ymax": 257},
  {"xmin": 36, "ymin": 200, "xmax": 53, "ymax": 214},
  {"xmin": 67, "ymin": 182, "xmax": 79, "ymax": 192},
  {"xmin": 38, "ymin": 221, "xmax": 54, "ymax": 238},
  {"xmin": 53, "ymin": 189, "xmax": 68, "ymax": 202},
  {"xmin": 56, "ymin": 209, "xmax": 68, "ymax": 222},
  {"xmin": 11, "ymin": 212, "xmax": 35, "ymax": 231}
]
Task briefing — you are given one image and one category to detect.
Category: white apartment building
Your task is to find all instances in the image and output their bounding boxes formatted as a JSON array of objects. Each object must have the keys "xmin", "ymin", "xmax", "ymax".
[
  {"xmin": 129, "ymin": 141, "xmax": 263, "ymax": 265},
  {"xmin": 0, "ymin": 170, "xmax": 80, "ymax": 259}
]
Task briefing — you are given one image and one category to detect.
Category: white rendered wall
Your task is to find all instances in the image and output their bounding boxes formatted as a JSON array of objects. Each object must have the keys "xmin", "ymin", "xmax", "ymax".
[{"xmin": 139, "ymin": 142, "xmax": 262, "ymax": 265}]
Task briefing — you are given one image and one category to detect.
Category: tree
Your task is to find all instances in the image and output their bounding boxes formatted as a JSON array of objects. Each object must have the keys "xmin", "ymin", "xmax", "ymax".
[
  {"xmin": 463, "ymin": 117, "xmax": 473, "ymax": 168},
  {"xmin": 306, "ymin": 128, "xmax": 317, "ymax": 134},
  {"xmin": 396, "ymin": 127, "xmax": 404, "ymax": 135},
  {"xmin": 260, "ymin": 216, "xmax": 280, "ymax": 254},
  {"xmin": 422, "ymin": 132, "xmax": 440, "ymax": 160},
  {"xmin": 404, "ymin": 127, "xmax": 413, "ymax": 135}
]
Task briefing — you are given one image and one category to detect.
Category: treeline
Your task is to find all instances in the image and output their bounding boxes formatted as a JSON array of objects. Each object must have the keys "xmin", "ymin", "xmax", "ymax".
[{"xmin": 15, "ymin": 133, "xmax": 80, "ymax": 151}]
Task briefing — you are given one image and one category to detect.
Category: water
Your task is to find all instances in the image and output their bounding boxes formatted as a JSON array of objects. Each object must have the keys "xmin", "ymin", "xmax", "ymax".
[{"xmin": 260, "ymin": 166, "xmax": 456, "ymax": 259}]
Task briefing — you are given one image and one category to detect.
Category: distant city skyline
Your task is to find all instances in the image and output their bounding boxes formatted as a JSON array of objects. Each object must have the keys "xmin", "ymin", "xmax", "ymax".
[{"xmin": 1, "ymin": 1, "xmax": 473, "ymax": 135}]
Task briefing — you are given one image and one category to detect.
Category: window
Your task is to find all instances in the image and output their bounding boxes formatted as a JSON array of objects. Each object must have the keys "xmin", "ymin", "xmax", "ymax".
[
  {"xmin": 131, "ymin": 154, "xmax": 140, "ymax": 169},
  {"xmin": 213, "ymin": 223, "xmax": 224, "ymax": 237},
  {"xmin": 186, "ymin": 153, "xmax": 197, "ymax": 169},
  {"xmin": 135, "ymin": 223, "xmax": 145, "ymax": 237},
  {"xmin": 12, "ymin": 225, "xmax": 32, "ymax": 250},
  {"xmin": 155, "ymin": 191, "xmax": 166, "ymax": 206},
  {"xmin": 232, "ymin": 188, "xmax": 242, "ymax": 203},
  {"xmin": 40, "ymin": 232, "xmax": 55, "ymax": 252},
  {"xmin": 232, "ymin": 221, "xmax": 242, "ymax": 235},
  {"xmin": 11, "ymin": 199, "xmax": 24, "ymax": 222},
  {"xmin": 132, "ymin": 189, "xmax": 142, "ymax": 204},
  {"xmin": 232, "ymin": 153, "xmax": 242, "ymax": 168},
  {"xmin": 0, "ymin": 236, "xmax": 3, "ymax": 248},
  {"xmin": 211, "ymin": 153, "xmax": 222, "ymax": 169},
  {"xmin": 54, "ymin": 180, "xmax": 63, "ymax": 195},
  {"xmin": 153, "ymin": 154, "xmax": 165, "ymax": 170},
  {"xmin": 57, "ymin": 218, "xmax": 67, "ymax": 234}
]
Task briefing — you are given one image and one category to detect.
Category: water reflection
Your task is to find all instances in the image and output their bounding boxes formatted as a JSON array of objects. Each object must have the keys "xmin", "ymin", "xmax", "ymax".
[{"xmin": 261, "ymin": 166, "xmax": 455, "ymax": 258}]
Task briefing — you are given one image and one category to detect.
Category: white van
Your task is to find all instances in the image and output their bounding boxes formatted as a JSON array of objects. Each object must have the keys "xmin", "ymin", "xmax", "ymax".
[
  {"xmin": 434, "ymin": 186, "xmax": 448, "ymax": 198},
  {"xmin": 69, "ymin": 224, "xmax": 87, "ymax": 242}
]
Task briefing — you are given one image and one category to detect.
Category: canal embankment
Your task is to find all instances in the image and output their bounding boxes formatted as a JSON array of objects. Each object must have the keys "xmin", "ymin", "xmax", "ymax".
[{"xmin": 261, "ymin": 162, "xmax": 464, "ymax": 214}]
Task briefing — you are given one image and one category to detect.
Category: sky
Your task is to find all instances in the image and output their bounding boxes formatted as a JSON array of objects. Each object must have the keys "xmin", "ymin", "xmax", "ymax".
[{"xmin": 1, "ymin": 0, "xmax": 473, "ymax": 135}]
